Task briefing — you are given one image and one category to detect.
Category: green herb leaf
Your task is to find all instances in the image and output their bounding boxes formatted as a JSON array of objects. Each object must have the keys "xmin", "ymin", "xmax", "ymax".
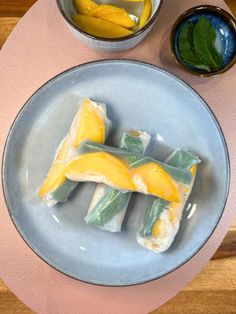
[
  {"xmin": 120, "ymin": 133, "xmax": 145, "ymax": 154},
  {"xmin": 193, "ymin": 16, "xmax": 223, "ymax": 70},
  {"xmin": 166, "ymin": 149, "xmax": 201, "ymax": 171},
  {"xmin": 140, "ymin": 197, "xmax": 169, "ymax": 237},
  {"xmin": 52, "ymin": 179, "xmax": 78, "ymax": 202},
  {"xmin": 178, "ymin": 21, "xmax": 211, "ymax": 72},
  {"xmin": 87, "ymin": 186, "xmax": 131, "ymax": 227}
]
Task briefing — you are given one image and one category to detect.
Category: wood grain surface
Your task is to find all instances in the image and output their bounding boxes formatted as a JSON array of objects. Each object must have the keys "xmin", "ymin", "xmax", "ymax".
[{"xmin": 0, "ymin": 1, "xmax": 236, "ymax": 313}]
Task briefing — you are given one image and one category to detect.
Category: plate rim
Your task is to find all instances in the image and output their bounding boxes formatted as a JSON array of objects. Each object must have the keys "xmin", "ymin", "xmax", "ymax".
[{"xmin": 1, "ymin": 59, "xmax": 231, "ymax": 287}]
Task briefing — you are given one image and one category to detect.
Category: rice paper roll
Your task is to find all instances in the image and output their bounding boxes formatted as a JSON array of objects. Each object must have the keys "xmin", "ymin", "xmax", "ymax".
[
  {"xmin": 137, "ymin": 149, "xmax": 200, "ymax": 253},
  {"xmin": 85, "ymin": 131, "xmax": 151, "ymax": 232},
  {"xmin": 38, "ymin": 98, "xmax": 111, "ymax": 207},
  {"xmin": 65, "ymin": 141, "xmax": 193, "ymax": 203}
]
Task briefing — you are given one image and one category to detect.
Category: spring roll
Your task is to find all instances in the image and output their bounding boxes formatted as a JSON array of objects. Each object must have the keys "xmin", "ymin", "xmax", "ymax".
[
  {"xmin": 85, "ymin": 131, "xmax": 151, "ymax": 232},
  {"xmin": 38, "ymin": 98, "xmax": 111, "ymax": 207},
  {"xmin": 65, "ymin": 141, "xmax": 192, "ymax": 203},
  {"xmin": 137, "ymin": 149, "xmax": 200, "ymax": 253}
]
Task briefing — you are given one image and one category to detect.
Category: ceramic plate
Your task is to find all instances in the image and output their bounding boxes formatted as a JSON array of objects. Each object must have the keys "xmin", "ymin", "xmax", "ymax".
[{"xmin": 2, "ymin": 60, "xmax": 230, "ymax": 286}]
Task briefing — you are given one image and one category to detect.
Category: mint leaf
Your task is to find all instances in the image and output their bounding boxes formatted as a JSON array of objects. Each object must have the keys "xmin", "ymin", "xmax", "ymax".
[
  {"xmin": 120, "ymin": 133, "xmax": 145, "ymax": 154},
  {"xmin": 178, "ymin": 21, "xmax": 211, "ymax": 72},
  {"xmin": 166, "ymin": 149, "xmax": 201, "ymax": 171},
  {"xmin": 140, "ymin": 197, "xmax": 168, "ymax": 237},
  {"xmin": 193, "ymin": 16, "xmax": 223, "ymax": 70},
  {"xmin": 87, "ymin": 186, "xmax": 131, "ymax": 227}
]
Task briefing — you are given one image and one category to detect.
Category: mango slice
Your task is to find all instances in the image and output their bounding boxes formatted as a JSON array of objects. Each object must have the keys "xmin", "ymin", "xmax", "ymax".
[
  {"xmin": 132, "ymin": 162, "xmax": 181, "ymax": 202},
  {"xmin": 152, "ymin": 219, "xmax": 161, "ymax": 237},
  {"xmin": 139, "ymin": 0, "xmax": 152, "ymax": 29},
  {"xmin": 39, "ymin": 99, "xmax": 106, "ymax": 198},
  {"xmin": 53, "ymin": 136, "xmax": 73, "ymax": 162},
  {"xmin": 151, "ymin": 202, "xmax": 178, "ymax": 237},
  {"xmin": 88, "ymin": 4, "xmax": 135, "ymax": 28},
  {"xmin": 39, "ymin": 164, "xmax": 67, "ymax": 198},
  {"xmin": 74, "ymin": 0, "xmax": 98, "ymax": 15},
  {"xmin": 73, "ymin": 14, "xmax": 133, "ymax": 38},
  {"xmin": 70, "ymin": 99, "xmax": 105, "ymax": 147},
  {"xmin": 89, "ymin": 4, "xmax": 128, "ymax": 16},
  {"xmin": 189, "ymin": 164, "xmax": 197, "ymax": 176},
  {"xmin": 96, "ymin": 13, "xmax": 135, "ymax": 29},
  {"xmin": 38, "ymin": 137, "xmax": 72, "ymax": 197},
  {"xmin": 66, "ymin": 152, "xmax": 136, "ymax": 190}
]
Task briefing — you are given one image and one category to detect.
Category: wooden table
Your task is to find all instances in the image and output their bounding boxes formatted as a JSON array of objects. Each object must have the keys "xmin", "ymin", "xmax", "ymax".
[{"xmin": 0, "ymin": 1, "xmax": 236, "ymax": 313}]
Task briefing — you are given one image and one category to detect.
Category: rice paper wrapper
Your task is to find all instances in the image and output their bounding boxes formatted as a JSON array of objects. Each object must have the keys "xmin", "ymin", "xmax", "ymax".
[
  {"xmin": 137, "ymin": 149, "xmax": 201, "ymax": 253},
  {"xmin": 85, "ymin": 131, "xmax": 151, "ymax": 232},
  {"xmin": 38, "ymin": 99, "xmax": 111, "ymax": 207}
]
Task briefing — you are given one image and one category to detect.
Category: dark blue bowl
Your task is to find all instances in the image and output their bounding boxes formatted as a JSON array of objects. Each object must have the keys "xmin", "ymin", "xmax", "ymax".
[{"xmin": 171, "ymin": 5, "xmax": 236, "ymax": 76}]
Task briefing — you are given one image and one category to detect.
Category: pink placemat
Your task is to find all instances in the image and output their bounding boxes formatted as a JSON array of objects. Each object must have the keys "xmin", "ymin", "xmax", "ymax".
[{"xmin": 0, "ymin": 0, "xmax": 235, "ymax": 313}]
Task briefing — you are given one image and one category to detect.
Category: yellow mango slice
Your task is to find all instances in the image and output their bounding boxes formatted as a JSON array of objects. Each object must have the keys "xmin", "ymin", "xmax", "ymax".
[
  {"xmin": 129, "ymin": 130, "xmax": 141, "ymax": 136},
  {"xmin": 89, "ymin": 4, "xmax": 128, "ymax": 16},
  {"xmin": 74, "ymin": 0, "xmax": 98, "ymax": 15},
  {"xmin": 139, "ymin": 0, "xmax": 152, "ymax": 29},
  {"xmin": 152, "ymin": 219, "xmax": 162, "ymax": 237},
  {"xmin": 39, "ymin": 164, "xmax": 66, "ymax": 198},
  {"xmin": 39, "ymin": 99, "xmax": 106, "ymax": 197},
  {"xmin": 169, "ymin": 211, "xmax": 176, "ymax": 223},
  {"xmin": 66, "ymin": 152, "xmax": 136, "ymax": 190},
  {"xmin": 73, "ymin": 14, "xmax": 133, "ymax": 38},
  {"xmin": 70, "ymin": 99, "xmax": 105, "ymax": 147},
  {"xmin": 88, "ymin": 4, "xmax": 135, "ymax": 28},
  {"xmin": 183, "ymin": 164, "xmax": 198, "ymax": 193},
  {"xmin": 38, "ymin": 137, "xmax": 71, "ymax": 197},
  {"xmin": 97, "ymin": 13, "xmax": 135, "ymax": 28},
  {"xmin": 54, "ymin": 136, "xmax": 73, "ymax": 162},
  {"xmin": 132, "ymin": 162, "xmax": 181, "ymax": 202},
  {"xmin": 152, "ymin": 202, "xmax": 179, "ymax": 237},
  {"xmin": 189, "ymin": 164, "xmax": 197, "ymax": 176}
]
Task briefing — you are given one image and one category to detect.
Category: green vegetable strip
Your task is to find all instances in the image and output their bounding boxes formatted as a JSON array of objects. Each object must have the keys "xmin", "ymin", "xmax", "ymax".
[
  {"xmin": 77, "ymin": 141, "xmax": 193, "ymax": 185},
  {"xmin": 52, "ymin": 179, "xmax": 78, "ymax": 203},
  {"xmin": 86, "ymin": 186, "xmax": 132, "ymax": 228},
  {"xmin": 139, "ymin": 149, "xmax": 200, "ymax": 237},
  {"xmin": 85, "ymin": 132, "xmax": 150, "ymax": 230},
  {"xmin": 166, "ymin": 149, "xmax": 201, "ymax": 170},
  {"xmin": 139, "ymin": 197, "xmax": 169, "ymax": 237}
]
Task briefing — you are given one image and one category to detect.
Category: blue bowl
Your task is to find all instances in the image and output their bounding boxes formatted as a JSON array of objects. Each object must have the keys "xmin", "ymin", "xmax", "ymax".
[{"xmin": 171, "ymin": 5, "xmax": 236, "ymax": 76}]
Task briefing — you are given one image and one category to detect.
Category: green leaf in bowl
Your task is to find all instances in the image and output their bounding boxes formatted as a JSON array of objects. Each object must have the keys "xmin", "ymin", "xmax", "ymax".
[
  {"xmin": 178, "ymin": 21, "xmax": 211, "ymax": 72},
  {"xmin": 193, "ymin": 16, "xmax": 223, "ymax": 70}
]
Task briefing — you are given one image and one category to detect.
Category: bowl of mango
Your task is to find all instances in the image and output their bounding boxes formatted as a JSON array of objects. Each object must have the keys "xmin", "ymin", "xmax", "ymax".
[{"xmin": 57, "ymin": 0, "xmax": 163, "ymax": 52}]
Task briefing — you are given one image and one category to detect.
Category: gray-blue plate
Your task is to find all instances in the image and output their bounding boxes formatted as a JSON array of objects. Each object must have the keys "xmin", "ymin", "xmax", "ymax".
[{"xmin": 2, "ymin": 60, "xmax": 230, "ymax": 286}]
